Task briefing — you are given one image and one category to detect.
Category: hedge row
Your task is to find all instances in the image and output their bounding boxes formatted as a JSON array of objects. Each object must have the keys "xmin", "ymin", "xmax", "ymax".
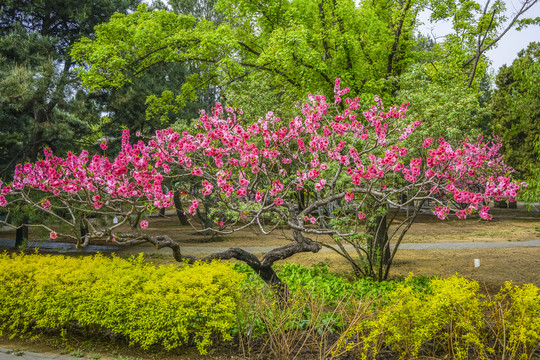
[
  {"xmin": 0, "ymin": 253, "xmax": 538, "ymax": 359},
  {"xmin": 0, "ymin": 252, "xmax": 244, "ymax": 354}
]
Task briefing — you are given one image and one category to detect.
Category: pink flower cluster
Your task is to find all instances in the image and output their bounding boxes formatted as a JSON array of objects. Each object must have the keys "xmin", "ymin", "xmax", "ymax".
[{"xmin": 6, "ymin": 129, "xmax": 173, "ymax": 214}]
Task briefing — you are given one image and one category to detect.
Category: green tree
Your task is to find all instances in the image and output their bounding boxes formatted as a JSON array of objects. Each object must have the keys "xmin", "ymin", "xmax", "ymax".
[
  {"xmin": 396, "ymin": 0, "xmax": 538, "ymax": 142},
  {"xmin": 0, "ymin": 0, "xmax": 139, "ymax": 177},
  {"xmin": 71, "ymin": 0, "xmax": 538, "ymax": 137},
  {"xmin": 491, "ymin": 42, "xmax": 540, "ymax": 179},
  {"xmin": 70, "ymin": 0, "xmax": 424, "ymax": 108}
]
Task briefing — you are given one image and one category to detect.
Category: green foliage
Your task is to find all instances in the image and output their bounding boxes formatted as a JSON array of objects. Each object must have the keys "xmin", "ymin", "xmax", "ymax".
[
  {"xmin": 493, "ymin": 281, "xmax": 540, "ymax": 359},
  {"xmin": 235, "ymin": 267, "xmax": 540, "ymax": 359},
  {"xmin": 0, "ymin": 0, "xmax": 139, "ymax": 177},
  {"xmin": 233, "ymin": 262, "xmax": 409, "ymax": 305},
  {"xmin": 492, "ymin": 42, "xmax": 540, "ymax": 180},
  {"xmin": 70, "ymin": 0, "xmax": 523, "ymax": 142},
  {"xmin": 336, "ymin": 275, "xmax": 538, "ymax": 360},
  {"xmin": 397, "ymin": 64, "xmax": 488, "ymax": 143},
  {"xmin": 1, "ymin": 256, "xmax": 538, "ymax": 359},
  {"xmin": 0, "ymin": 253, "xmax": 245, "ymax": 354}
]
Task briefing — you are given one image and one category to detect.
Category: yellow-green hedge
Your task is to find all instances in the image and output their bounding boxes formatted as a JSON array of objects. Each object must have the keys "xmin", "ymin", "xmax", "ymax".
[
  {"xmin": 334, "ymin": 275, "xmax": 540, "ymax": 360},
  {"xmin": 0, "ymin": 252, "xmax": 245, "ymax": 354}
]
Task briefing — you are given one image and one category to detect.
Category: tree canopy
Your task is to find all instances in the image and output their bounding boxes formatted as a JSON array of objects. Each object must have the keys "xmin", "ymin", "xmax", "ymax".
[
  {"xmin": 0, "ymin": 0, "xmax": 140, "ymax": 177},
  {"xmin": 491, "ymin": 42, "xmax": 540, "ymax": 180}
]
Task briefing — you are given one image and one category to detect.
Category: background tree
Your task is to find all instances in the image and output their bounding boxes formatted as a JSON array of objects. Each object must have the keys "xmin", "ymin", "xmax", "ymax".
[
  {"xmin": 491, "ymin": 42, "xmax": 540, "ymax": 180},
  {"xmin": 71, "ymin": 0, "xmax": 538, "ymax": 136},
  {"xmin": 0, "ymin": 0, "xmax": 140, "ymax": 177}
]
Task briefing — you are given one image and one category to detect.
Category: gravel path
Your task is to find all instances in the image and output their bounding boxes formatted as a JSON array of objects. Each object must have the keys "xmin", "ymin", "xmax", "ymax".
[{"xmin": 0, "ymin": 348, "xmax": 74, "ymax": 360}]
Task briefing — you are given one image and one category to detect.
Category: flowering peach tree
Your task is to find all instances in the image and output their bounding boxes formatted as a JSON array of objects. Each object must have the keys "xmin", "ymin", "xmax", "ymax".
[{"xmin": 0, "ymin": 79, "xmax": 525, "ymax": 286}]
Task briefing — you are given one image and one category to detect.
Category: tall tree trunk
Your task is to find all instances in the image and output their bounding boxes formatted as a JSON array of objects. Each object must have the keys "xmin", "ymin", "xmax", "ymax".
[
  {"xmin": 15, "ymin": 225, "xmax": 28, "ymax": 248},
  {"xmin": 15, "ymin": 214, "xmax": 29, "ymax": 248},
  {"xmin": 173, "ymin": 191, "xmax": 189, "ymax": 226},
  {"xmin": 80, "ymin": 221, "xmax": 89, "ymax": 239},
  {"xmin": 368, "ymin": 214, "xmax": 390, "ymax": 279}
]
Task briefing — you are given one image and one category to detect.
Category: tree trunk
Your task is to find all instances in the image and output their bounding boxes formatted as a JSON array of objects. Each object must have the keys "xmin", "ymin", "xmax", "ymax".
[
  {"xmin": 159, "ymin": 207, "xmax": 166, "ymax": 217},
  {"xmin": 257, "ymin": 264, "xmax": 289, "ymax": 304},
  {"xmin": 374, "ymin": 215, "xmax": 390, "ymax": 265},
  {"xmin": 173, "ymin": 191, "xmax": 189, "ymax": 226},
  {"xmin": 80, "ymin": 222, "xmax": 89, "ymax": 239},
  {"xmin": 196, "ymin": 206, "xmax": 214, "ymax": 236},
  {"xmin": 297, "ymin": 190, "xmax": 305, "ymax": 211},
  {"xmin": 368, "ymin": 214, "xmax": 391, "ymax": 280},
  {"xmin": 15, "ymin": 224, "xmax": 28, "ymax": 249}
]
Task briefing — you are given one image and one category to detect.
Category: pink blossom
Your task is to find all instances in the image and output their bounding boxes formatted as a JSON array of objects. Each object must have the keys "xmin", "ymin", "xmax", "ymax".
[
  {"xmin": 189, "ymin": 200, "xmax": 199, "ymax": 215},
  {"xmin": 310, "ymin": 217, "xmax": 316, "ymax": 224},
  {"xmin": 100, "ymin": 141, "xmax": 108, "ymax": 151},
  {"xmin": 1, "ymin": 186, "xmax": 11, "ymax": 195},
  {"xmin": 433, "ymin": 206, "xmax": 450, "ymax": 220},
  {"xmin": 140, "ymin": 220, "xmax": 149, "ymax": 228},
  {"xmin": 423, "ymin": 138, "xmax": 433, "ymax": 148},
  {"xmin": 50, "ymin": 232, "xmax": 57, "ymax": 239},
  {"xmin": 41, "ymin": 199, "xmax": 51, "ymax": 210},
  {"xmin": 236, "ymin": 188, "xmax": 247, "ymax": 197},
  {"xmin": 191, "ymin": 168, "xmax": 203, "ymax": 176},
  {"xmin": 5, "ymin": 80, "xmax": 525, "ymax": 254},
  {"xmin": 358, "ymin": 213, "xmax": 366, "ymax": 220},
  {"xmin": 479, "ymin": 206, "xmax": 493, "ymax": 220},
  {"xmin": 456, "ymin": 210, "xmax": 468, "ymax": 219},
  {"xmin": 255, "ymin": 191, "xmax": 263, "ymax": 202},
  {"xmin": 334, "ymin": 78, "xmax": 341, "ymax": 93}
]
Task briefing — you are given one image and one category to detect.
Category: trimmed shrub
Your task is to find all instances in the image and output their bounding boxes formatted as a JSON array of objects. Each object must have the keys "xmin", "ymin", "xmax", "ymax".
[{"xmin": 0, "ymin": 252, "xmax": 244, "ymax": 354}]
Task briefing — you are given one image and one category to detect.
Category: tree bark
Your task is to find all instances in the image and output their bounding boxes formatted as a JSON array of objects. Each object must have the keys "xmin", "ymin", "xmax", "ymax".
[
  {"xmin": 368, "ymin": 214, "xmax": 390, "ymax": 279},
  {"xmin": 80, "ymin": 222, "xmax": 89, "ymax": 239},
  {"xmin": 15, "ymin": 224, "xmax": 28, "ymax": 248},
  {"xmin": 173, "ymin": 191, "xmax": 189, "ymax": 225}
]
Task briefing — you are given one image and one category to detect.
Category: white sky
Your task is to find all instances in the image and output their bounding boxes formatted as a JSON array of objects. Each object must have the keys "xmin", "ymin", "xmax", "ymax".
[{"xmin": 419, "ymin": 0, "xmax": 540, "ymax": 72}]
